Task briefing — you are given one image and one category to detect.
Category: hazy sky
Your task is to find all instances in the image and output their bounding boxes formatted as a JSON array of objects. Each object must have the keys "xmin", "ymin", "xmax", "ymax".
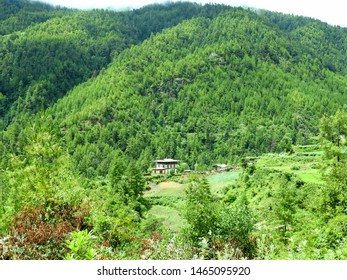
[{"xmin": 41, "ymin": 0, "xmax": 347, "ymax": 27}]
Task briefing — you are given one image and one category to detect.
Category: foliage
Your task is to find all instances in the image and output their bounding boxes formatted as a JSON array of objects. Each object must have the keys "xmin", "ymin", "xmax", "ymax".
[
  {"xmin": 0, "ymin": 199, "xmax": 89, "ymax": 260},
  {"xmin": 184, "ymin": 176, "xmax": 216, "ymax": 243},
  {"xmin": 139, "ymin": 231, "xmax": 193, "ymax": 260},
  {"xmin": 319, "ymin": 111, "xmax": 347, "ymax": 219},
  {"xmin": 214, "ymin": 199, "xmax": 256, "ymax": 255},
  {"xmin": 184, "ymin": 175, "xmax": 255, "ymax": 258},
  {"xmin": 1, "ymin": 1, "xmax": 347, "ymax": 260},
  {"xmin": 319, "ymin": 110, "xmax": 347, "ymax": 163},
  {"xmin": 320, "ymin": 162, "xmax": 347, "ymax": 218},
  {"xmin": 271, "ymin": 173, "xmax": 297, "ymax": 238},
  {"xmin": 107, "ymin": 158, "xmax": 147, "ymax": 219},
  {"xmin": 65, "ymin": 230, "xmax": 96, "ymax": 260}
]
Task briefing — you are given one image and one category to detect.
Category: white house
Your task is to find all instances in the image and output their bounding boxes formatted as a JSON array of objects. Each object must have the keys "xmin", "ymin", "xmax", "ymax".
[{"xmin": 152, "ymin": 159, "xmax": 180, "ymax": 174}]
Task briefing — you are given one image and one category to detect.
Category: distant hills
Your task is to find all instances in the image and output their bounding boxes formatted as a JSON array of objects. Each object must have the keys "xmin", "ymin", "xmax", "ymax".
[{"xmin": 1, "ymin": 0, "xmax": 347, "ymax": 173}]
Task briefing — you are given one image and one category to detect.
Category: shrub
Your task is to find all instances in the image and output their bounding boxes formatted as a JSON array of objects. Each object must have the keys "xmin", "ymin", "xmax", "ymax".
[
  {"xmin": 0, "ymin": 199, "xmax": 90, "ymax": 260},
  {"xmin": 65, "ymin": 230, "xmax": 96, "ymax": 260},
  {"xmin": 324, "ymin": 215, "xmax": 347, "ymax": 249},
  {"xmin": 183, "ymin": 176, "xmax": 256, "ymax": 258},
  {"xmin": 139, "ymin": 231, "xmax": 193, "ymax": 260},
  {"xmin": 183, "ymin": 177, "xmax": 216, "ymax": 244},
  {"xmin": 215, "ymin": 202, "xmax": 256, "ymax": 256},
  {"xmin": 291, "ymin": 164, "xmax": 300, "ymax": 170}
]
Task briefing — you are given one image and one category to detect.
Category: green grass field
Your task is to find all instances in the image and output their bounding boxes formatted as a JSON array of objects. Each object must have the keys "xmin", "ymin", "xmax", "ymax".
[
  {"xmin": 256, "ymin": 151, "xmax": 324, "ymax": 184},
  {"xmin": 147, "ymin": 205, "xmax": 185, "ymax": 231},
  {"xmin": 294, "ymin": 169, "xmax": 322, "ymax": 183},
  {"xmin": 145, "ymin": 181, "xmax": 186, "ymax": 231},
  {"xmin": 207, "ymin": 170, "xmax": 241, "ymax": 195}
]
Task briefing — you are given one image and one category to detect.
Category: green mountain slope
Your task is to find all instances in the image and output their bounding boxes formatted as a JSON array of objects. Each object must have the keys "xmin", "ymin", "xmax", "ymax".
[
  {"xmin": 0, "ymin": 0, "xmax": 56, "ymax": 33},
  {"xmin": 0, "ymin": 1, "xmax": 230, "ymax": 122},
  {"xmin": 45, "ymin": 8, "xmax": 347, "ymax": 176}
]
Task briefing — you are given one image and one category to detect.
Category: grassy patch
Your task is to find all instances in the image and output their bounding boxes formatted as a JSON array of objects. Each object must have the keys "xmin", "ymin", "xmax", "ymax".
[
  {"xmin": 255, "ymin": 152, "xmax": 324, "ymax": 184},
  {"xmin": 144, "ymin": 180, "xmax": 187, "ymax": 231},
  {"xmin": 148, "ymin": 205, "xmax": 185, "ymax": 231},
  {"xmin": 207, "ymin": 171, "xmax": 241, "ymax": 195},
  {"xmin": 294, "ymin": 169, "xmax": 323, "ymax": 183},
  {"xmin": 208, "ymin": 171, "xmax": 241, "ymax": 183}
]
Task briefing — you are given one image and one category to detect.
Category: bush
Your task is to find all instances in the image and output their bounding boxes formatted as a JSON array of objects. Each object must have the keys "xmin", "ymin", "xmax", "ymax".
[
  {"xmin": 291, "ymin": 164, "xmax": 300, "ymax": 170},
  {"xmin": 65, "ymin": 230, "xmax": 96, "ymax": 260},
  {"xmin": 310, "ymin": 163, "xmax": 321, "ymax": 169},
  {"xmin": 139, "ymin": 231, "xmax": 193, "ymax": 260},
  {"xmin": 183, "ymin": 177, "xmax": 216, "ymax": 244},
  {"xmin": 183, "ymin": 176, "xmax": 256, "ymax": 258},
  {"xmin": 0, "ymin": 199, "xmax": 90, "ymax": 260},
  {"xmin": 324, "ymin": 215, "xmax": 347, "ymax": 249},
  {"xmin": 215, "ymin": 202, "xmax": 256, "ymax": 256}
]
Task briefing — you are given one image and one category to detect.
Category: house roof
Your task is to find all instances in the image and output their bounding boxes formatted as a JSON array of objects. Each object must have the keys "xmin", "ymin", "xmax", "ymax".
[{"xmin": 154, "ymin": 158, "xmax": 180, "ymax": 163}]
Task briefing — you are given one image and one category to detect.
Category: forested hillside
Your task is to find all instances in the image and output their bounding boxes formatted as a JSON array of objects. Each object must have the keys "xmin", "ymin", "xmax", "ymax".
[
  {"xmin": 0, "ymin": 0, "xmax": 228, "ymax": 122},
  {"xmin": 49, "ymin": 5, "xmax": 347, "ymax": 175},
  {"xmin": 0, "ymin": 1, "xmax": 347, "ymax": 260}
]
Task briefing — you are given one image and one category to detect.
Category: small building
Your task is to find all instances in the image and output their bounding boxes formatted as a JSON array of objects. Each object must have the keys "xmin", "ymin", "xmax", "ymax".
[
  {"xmin": 152, "ymin": 158, "xmax": 180, "ymax": 175},
  {"xmin": 213, "ymin": 164, "xmax": 228, "ymax": 171}
]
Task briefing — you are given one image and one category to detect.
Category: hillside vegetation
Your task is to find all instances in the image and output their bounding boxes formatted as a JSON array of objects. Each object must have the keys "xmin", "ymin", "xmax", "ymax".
[
  {"xmin": 49, "ymin": 5, "xmax": 347, "ymax": 175},
  {"xmin": 0, "ymin": 0, "xmax": 227, "ymax": 121},
  {"xmin": 0, "ymin": 0, "xmax": 347, "ymax": 260}
]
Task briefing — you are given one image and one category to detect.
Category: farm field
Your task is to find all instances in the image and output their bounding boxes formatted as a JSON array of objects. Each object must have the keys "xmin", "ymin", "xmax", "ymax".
[
  {"xmin": 145, "ymin": 170, "xmax": 241, "ymax": 231},
  {"xmin": 255, "ymin": 145, "xmax": 324, "ymax": 185},
  {"xmin": 208, "ymin": 170, "xmax": 242, "ymax": 195},
  {"xmin": 145, "ymin": 181, "xmax": 187, "ymax": 197},
  {"xmin": 145, "ymin": 147, "xmax": 325, "ymax": 233}
]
